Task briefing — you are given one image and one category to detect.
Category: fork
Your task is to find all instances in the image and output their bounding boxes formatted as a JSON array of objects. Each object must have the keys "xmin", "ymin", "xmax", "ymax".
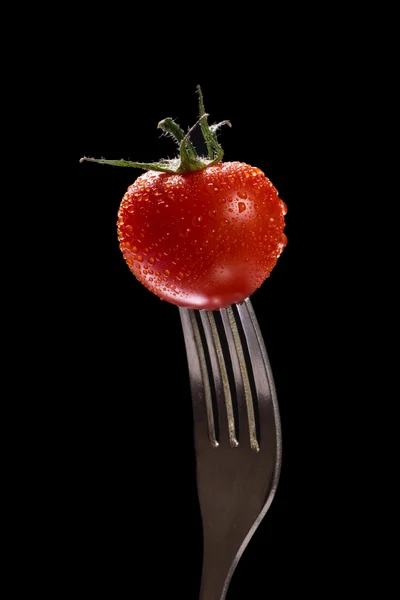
[{"xmin": 179, "ymin": 297, "xmax": 282, "ymax": 600}]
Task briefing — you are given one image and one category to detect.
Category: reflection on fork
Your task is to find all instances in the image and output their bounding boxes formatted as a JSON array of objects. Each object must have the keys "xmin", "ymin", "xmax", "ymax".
[{"xmin": 179, "ymin": 298, "xmax": 282, "ymax": 600}]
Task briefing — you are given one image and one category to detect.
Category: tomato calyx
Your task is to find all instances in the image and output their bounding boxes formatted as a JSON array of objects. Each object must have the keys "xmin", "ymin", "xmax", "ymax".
[{"xmin": 80, "ymin": 86, "xmax": 231, "ymax": 174}]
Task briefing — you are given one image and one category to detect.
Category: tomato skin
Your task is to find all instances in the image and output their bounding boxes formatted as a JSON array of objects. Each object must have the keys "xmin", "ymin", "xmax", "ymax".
[{"xmin": 117, "ymin": 161, "xmax": 287, "ymax": 310}]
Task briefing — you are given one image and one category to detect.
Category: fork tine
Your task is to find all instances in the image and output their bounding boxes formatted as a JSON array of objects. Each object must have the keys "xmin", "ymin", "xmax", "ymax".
[
  {"xmin": 220, "ymin": 306, "xmax": 260, "ymax": 452},
  {"xmin": 200, "ymin": 311, "xmax": 239, "ymax": 448},
  {"xmin": 236, "ymin": 298, "xmax": 282, "ymax": 452},
  {"xmin": 179, "ymin": 308, "xmax": 218, "ymax": 448}
]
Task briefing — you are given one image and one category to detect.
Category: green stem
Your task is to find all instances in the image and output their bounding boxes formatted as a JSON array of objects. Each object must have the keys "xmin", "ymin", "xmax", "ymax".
[
  {"xmin": 197, "ymin": 85, "xmax": 214, "ymax": 160},
  {"xmin": 178, "ymin": 114, "xmax": 210, "ymax": 172},
  {"xmin": 197, "ymin": 85, "xmax": 231, "ymax": 164},
  {"xmin": 80, "ymin": 86, "xmax": 231, "ymax": 175},
  {"xmin": 79, "ymin": 157, "xmax": 179, "ymax": 173},
  {"xmin": 158, "ymin": 118, "xmax": 198, "ymax": 161}
]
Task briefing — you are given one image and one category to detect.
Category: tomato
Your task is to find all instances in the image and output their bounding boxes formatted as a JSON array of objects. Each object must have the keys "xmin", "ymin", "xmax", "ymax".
[
  {"xmin": 117, "ymin": 162, "xmax": 287, "ymax": 310},
  {"xmin": 81, "ymin": 86, "xmax": 287, "ymax": 309}
]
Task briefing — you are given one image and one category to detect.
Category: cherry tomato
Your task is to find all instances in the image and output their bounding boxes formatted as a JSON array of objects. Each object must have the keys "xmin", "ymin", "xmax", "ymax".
[
  {"xmin": 81, "ymin": 86, "xmax": 287, "ymax": 309},
  {"xmin": 117, "ymin": 161, "xmax": 287, "ymax": 310}
]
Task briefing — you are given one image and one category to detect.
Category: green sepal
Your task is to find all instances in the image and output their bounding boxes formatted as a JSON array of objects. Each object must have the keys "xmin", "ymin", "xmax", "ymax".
[{"xmin": 80, "ymin": 86, "xmax": 231, "ymax": 175}]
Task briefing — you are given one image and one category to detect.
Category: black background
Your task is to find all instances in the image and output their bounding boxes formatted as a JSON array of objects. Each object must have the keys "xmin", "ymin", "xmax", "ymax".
[
  {"xmin": 5, "ymin": 2, "xmax": 394, "ymax": 595},
  {"xmin": 36, "ymin": 12, "xmax": 374, "ymax": 598}
]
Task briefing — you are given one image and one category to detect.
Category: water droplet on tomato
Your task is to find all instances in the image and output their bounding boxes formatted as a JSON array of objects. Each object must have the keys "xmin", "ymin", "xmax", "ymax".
[
  {"xmin": 149, "ymin": 257, "xmax": 155, "ymax": 265},
  {"xmin": 280, "ymin": 201, "xmax": 288, "ymax": 215},
  {"xmin": 164, "ymin": 269, "xmax": 170, "ymax": 276},
  {"xmin": 238, "ymin": 202, "xmax": 247, "ymax": 213},
  {"xmin": 208, "ymin": 209, "xmax": 217, "ymax": 217},
  {"xmin": 132, "ymin": 246, "xmax": 137, "ymax": 253},
  {"xmin": 127, "ymin": 205, "xmax": 135, "ymax": 213},
  {"xmin": 140, "ymin": 233, "xmax": 145, "ymax": 239},
  {"xmin": 237, "ymin": 190, "xmax": 247, "ymax": 199},
  {"xmin": 137, "ymin": 255, "xmax": 143, "ymax": 262},
  {"xmin": 192, "ymin": 216, "xmax": 203, "ymax": 227},
  {"xmin": 126, "ymin": 225, "xmax": 133, "ymax": 232}
]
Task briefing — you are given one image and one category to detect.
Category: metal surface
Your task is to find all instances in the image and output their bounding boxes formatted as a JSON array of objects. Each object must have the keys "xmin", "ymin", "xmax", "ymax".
[{"xmin": 179, "ymin": 297, "xmax": 282, "ymax": 600}]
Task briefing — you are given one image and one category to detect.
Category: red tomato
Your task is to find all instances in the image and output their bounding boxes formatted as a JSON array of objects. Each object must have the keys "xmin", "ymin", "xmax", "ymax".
[{"xmin": 117, "ymin": 161, "xmax": 287, "ymax": 310}]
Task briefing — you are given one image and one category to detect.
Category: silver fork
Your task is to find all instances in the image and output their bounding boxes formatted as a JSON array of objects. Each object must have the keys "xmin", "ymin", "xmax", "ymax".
[{"xmin": 179, "ymin": 297, "xmax": 282, "ymax": 600}]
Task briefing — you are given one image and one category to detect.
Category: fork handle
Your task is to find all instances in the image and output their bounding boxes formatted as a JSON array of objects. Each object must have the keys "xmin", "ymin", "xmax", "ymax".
[
  {"xmin": 199, "ymin": 543, "xmax": 234, "ymax": 600},
  {"xmin": 199, "ymin": 513, "xmax": 254, "ymax": 600}
]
